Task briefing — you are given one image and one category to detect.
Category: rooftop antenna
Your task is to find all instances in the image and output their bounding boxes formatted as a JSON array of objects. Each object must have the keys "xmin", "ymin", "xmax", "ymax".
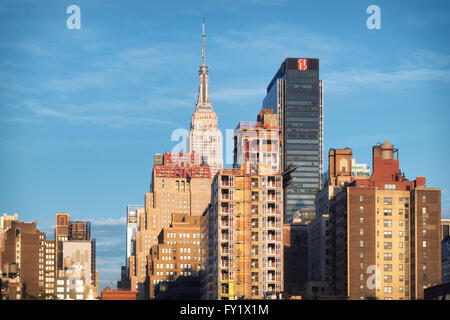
[{"xmin": 202, "ymin": 17, "xmax": 206, "ymax": 66}]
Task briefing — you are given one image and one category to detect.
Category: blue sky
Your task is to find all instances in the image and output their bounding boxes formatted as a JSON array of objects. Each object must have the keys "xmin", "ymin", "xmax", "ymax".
[{"xmin": 1, "ymin": 0, "xmax": 449, "ymax": 289}]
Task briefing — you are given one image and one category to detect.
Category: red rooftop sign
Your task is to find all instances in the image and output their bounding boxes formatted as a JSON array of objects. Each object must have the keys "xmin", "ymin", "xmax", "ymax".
[{"xmin": 155, "ymin": 152, "xmax": 211, "ymax": 178}]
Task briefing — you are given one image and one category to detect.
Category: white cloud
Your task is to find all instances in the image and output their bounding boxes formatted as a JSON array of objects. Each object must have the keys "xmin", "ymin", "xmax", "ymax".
[
  {"xmin": 19, "ymin": 100, "xmax": 177, "ymax": 127},
  {"xmin": 88, "ymin": 217, "xmax": 126, "ymax": 226},
  {"xmin": 324, "ymin": 67, "xmax": 450, "ymax": 93}
]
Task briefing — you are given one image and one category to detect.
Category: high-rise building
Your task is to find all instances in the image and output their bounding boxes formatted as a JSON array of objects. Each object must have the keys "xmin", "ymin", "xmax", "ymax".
[
  {"xmin": 126, "ymin": 152, "xmax": 212, "ymax": 297},
  {"xmin": 0, "ymin": 213, "xmax": 19, "ymax": 275},
  {"xmin": 188, "ymin": 21, "xmax": 223, "ymax": 177},
  {"xmin": 1, "ymin": 213, "xmax": 97, "ymax": 300},
  {"xmin": 306, "ymin": 214, "xmax": 330, "ymax": 297},
  {"xmin": 329, "ymin": 141, "xmax": 442, "ymax": 300},
  {"xmin": 204, "ymin": 165, "xmax": 284, "ymax": 300},
  {"xmin": 44, "ymin": 240, "xmax": 56, "ymax": 295},
  {"xmin": 69, "ymin": 221, "xmax": 91, "ymax": 241},
  {"xmin": 0, "ymin": 221, "xmax": 46, "ymax": 298},
  {"xmin": 62, "ymin": 240, "xmax": 92, "ymax": 287},
  {"xmin": 55, "ymin": 213, "xmax": 70, "ymax": 270},
  {"xmin": 146, "ymin": 214, "xmax": 206, "ymax": 299},
  {"xmin": 233, "ymin": 108, "xmax": 280, "ymax": 176},
  {"xmin": 263, "ymin": 58, "xmax": 324, "ymax": 224},
  {"xmin": 119, "ymin": 205, "xmax": 142, "ymax": 289},
  {"xmin": 283, "ymin": 221, "xmax": 308, "ymax": 297},
  {"xmin": 52, "ymin": 213, "xmax": 97, "ymax": 299},
  {"xmin": 308, "ymin": 148, "xmax": 371, "ymax": 298},
  {"xmin": 203, "ymin": 109, "xmax": 284, "ymax": 300}
]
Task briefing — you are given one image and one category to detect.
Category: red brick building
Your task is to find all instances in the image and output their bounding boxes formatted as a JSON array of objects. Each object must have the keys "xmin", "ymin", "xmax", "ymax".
[{"xmin": 330, "ymin": 141, "xmax": 441, "ymax": 300}]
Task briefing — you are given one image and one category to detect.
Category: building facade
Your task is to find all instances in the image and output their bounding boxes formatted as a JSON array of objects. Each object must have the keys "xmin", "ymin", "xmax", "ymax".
[
  {"xmin": 442, "ymin": 237, "xmax": 450, "ymax": 283},
  {"xmin": 204, "ymin": 165, "xmax": 284, "ymax": 300},
  {"xmin": 0, "ymin": 213, "xmax": 19, "ymax": 276},
  {"xmin": 263, "ymin": 58, "xmax": 323, "ymax": 223},
  {"xmin": 442, "ymin": 219, "xmax": 450, "ymax": 240},
  {"xmin": 283, "ymin": 222, "xmax": 308, "ymax": 297},
  {"xmin": 306, "ymin": 214, "xmax": 330, "ymax": 296},
  {"xmin": 126, "ymin": 152, "xmax": 212, "ymax": 297},
  {"xmin": 146, "ymin": 214, "xmax": 206, "ymax": 299},
  {"xmin": 0, "ymin": 221, "xmax": 46, "ymax": 298},
  {"xmin": 310, "ymin": 148, "xmax": 371, "ymax": 298},
  {"xmin": 330, "ymin": 141, "xmax": 442, "ymax": 300},
  {"xmin": 53, "ymin": 213, "xmax": 97, "ymax": 299},
  {"xmin": 233, "ymin": 108, "xmax": 280, "ymax": 176}
]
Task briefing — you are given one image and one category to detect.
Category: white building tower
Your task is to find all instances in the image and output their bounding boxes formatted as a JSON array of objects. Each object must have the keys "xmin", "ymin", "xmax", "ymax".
[{"xmin": 188, "ymin": 20, "xmax": 223, "ymax": 177}]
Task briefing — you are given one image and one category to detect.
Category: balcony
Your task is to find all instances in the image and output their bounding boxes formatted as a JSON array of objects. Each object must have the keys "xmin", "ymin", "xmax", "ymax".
[
  {"xmin": 220, "ymin": 180, "xmax": 233, "ymax": 188},
  {"xmin": 221, "ymin": 204, "xmax": 233, "ymax": 215},
  {"xmin": 221, "ymin": 194, "xmax": 232, "ymax": 201}
]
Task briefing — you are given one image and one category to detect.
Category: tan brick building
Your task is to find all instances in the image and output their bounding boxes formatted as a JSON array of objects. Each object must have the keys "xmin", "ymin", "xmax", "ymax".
[
  {"xmin": 127, "ymin": 152, "xmax": 212, "ymax": 297},
  {"xmin": 146, "ymin": 214, "xmax": 206, "ymax": 299}
]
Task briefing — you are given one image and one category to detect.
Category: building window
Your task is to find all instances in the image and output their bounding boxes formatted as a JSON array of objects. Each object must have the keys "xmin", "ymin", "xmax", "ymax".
[
  {"xmin": 383, "ymin": 209, "xmax": 392, "ymax": 216},
  {"xmin": 383, "ymin": 198, "xmax": 392, "ymax": 205},
  {"xmin": 360, "ymin": 229, "xmax": 364, "ymax": 236},
  {"xmin": 422, "ymin": 207, "xmax": 426, "ymax": 214},
  {"xmin": 384, "ymin": 242, "xmax": 392, "ymax": 250},
  {"xmin": 384, "ymin": 264, "xmax": 392, "ymax": 272},
  {"xmin": 360, "ymin": 195, "xmax": 364, "ymax": 202},
  {"xmin": 360, "ymin": 240, "xmax": 364, "ymax": 248},
  {"xmin": 360, "ymin": 206, "xmax": 364, "ymax": 214},
  {"xmin": 383, "ymin": 231, "xmax": 392, "ymax": 238},
  {"xmin": 384, "ymin": 286, "xmax": 392, "ymax": 294},
  {"xmin": 423, "ymin": 241, "xmax": 427, "ymax": 248},
  {"xmin": 384, "ymin": 220, "xmax": 392, "ymax": 227},
  {"xmin": 422, "ymin": 196, "xmax": 426, "ymax": 203}
]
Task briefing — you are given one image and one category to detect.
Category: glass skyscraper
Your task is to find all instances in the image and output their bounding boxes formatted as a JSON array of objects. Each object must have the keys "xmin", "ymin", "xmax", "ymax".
[{"xmin": 263, "ymin": 58, "xmax": 323, "ymax": 224}]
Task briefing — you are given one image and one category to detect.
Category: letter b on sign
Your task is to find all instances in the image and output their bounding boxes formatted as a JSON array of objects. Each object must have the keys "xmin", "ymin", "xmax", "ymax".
[
  {"xmin": 66, "ymin": 5, "xmax": 81, "ymax": 30},
  {"xmin": 366, "ymin": 5, "xmax": 381, "ymax": 30}
]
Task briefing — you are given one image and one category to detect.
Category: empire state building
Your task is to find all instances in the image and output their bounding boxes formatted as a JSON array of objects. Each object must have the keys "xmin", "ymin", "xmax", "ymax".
[{"xmin": 188, "ymin": 21, "xmax": 223, "ymax": 177}]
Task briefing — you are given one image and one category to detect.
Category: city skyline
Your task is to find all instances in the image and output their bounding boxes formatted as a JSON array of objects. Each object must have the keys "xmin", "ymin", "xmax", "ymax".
[{"xmin": 1, "ymin": 0, "xmax": 449, "ymax": 291}]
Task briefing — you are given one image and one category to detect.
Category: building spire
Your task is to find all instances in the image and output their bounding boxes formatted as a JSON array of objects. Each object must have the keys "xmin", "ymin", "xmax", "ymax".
[
  {"xmin": 195, "ymin": 17, "xmax": 213, "ymax": 112},
  {"xmin": 202, "ymin": 17, "xmax": 206, "ymax": 66}
]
